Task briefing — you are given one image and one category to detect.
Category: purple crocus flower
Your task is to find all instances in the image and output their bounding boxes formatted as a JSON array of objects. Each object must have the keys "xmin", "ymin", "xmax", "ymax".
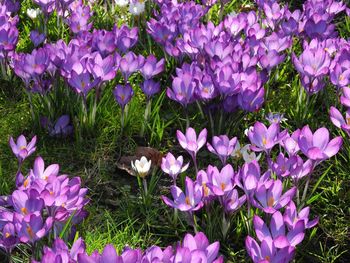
[
  {"xmin": 207, "ymin": 164, "xmax": 235, "ymax": 196},
  {"xmin": 265, "ymin": 112, "xmax": 287, "ymax": 124},
  {"xmin": 284, "ymin": 201, "xmax": 318, "ymax": 230},
  {"xmin": 0, "ymin": 222, "xmax": 17, "ymax": 251},
  {"xmin": 196, "ymin": 167, "xmax": 214, "ymax": 200},
  {"xmin": 87, "ymin": 53, "xmax": 116, "ymax": 82},
  {"xmin": 11, "ymin": 190, "xmax": 44, "ymax": 218},
  {"xmin": 167, "ymin": 73, "xmax": 197, "ymax": 107},
  {"xmin": 340, "ymin": 87, "xmax": 350, "ymax": 108},
  {"xmin": 245, "ymin": 236, "xmax": 295, "ymax": 263},
  {"xmin": 162, "ymin": 176, "xmax": 203, "ymax": 212},
  {"xmin": 140, "ymin": 55, "xmax": 164, "ymax": 79},
  {"xmin": 298, "ymin": 125, "xmax": 342, "ymax": 161},
  {"xmin": 119, "ymin": 52, "xmax": 145, "ymax": 80},
  {"xmin": 9, "ymin": 135, "xmax": 37, "ymax": 162},
  {"xmin": 17, "ymin": 214, "xmax": 53, "ymax": 244},
  {"xmin": 207, "ymin": 135, "xmax": 237, "ymax": 165},
  {"xmin": 236, "ymin": 160, "xmax": 270, "ymax": 198},
  {"xmin": 180, "ymin": 232, "xmax": 223, "ymax": 263},
  {"xmin": 253, "ymin": 211, "xmax": 305, "ymax": 249},
  {"xmin": 141, "ymin": 79, "xmax": 161, "ymax": 100},
  {"xmin": 292, "ymin": 39, "xmax": 331, "ymax": 94},
  {"xmin": 237, "ymin": 87, "xmax": 265, "ymax": 112},
  {"xmin": 33, "ymin": 0, "xmax": 55, "ymax": 14},
  {"xmin": 289, "ymin": 156, "xmax": 313, "ymax": 182},
  {"xmin": 161, "ymin": 152, "xmax": 189, "ymax": 183},
  {"xmin": 271, "ymin": 153, "xmax": 299, "ymax": 178},
  {"xmin": 113, "ymin": 84, "xmax": 134, "ymax": 111},
  {"xmin": 0, "ymin": 26, "xmax": 18, "ymax": 52},
  {"xmin": 38, "ymin": 238, "xmax": 85, "ymax": 263},
  {"xmin": 251, "ymin": 179, "xmax": 296, "ymax": 214},
  {"xmin": 280, "ymin": 129, "xmax": 301, "ymax": 156},
  {"xmin": 176, "ymin": 127, "xmax": 207, "ymax": 170},
  {"xmin": 248, "ymin": 122, "xmax": 284, "ymax": 153},
  {"xmin": 49, "ymin": 115, "xmax": 73, "ymax": 137},
  {"xmin": 29, "ymin": 156, "xmax": 60, "ymax": 183},
  {"xmin": 30, "ymin": 30, "xmax": 45, "ymax": 47},
  {"xmin": 91, "ymin": 30, "xmax": 116, "ymax": 57},
  {"xmin": 67, "ymin": 5, "xmax": 92, "ymax": 33},
  {"xmin": 223, "ymin": 189, "xmax": 246, "ymax": 213},
  {"xmin": 292, "ymin": 41, "xmax": 331, "ymax": 78},
  {"xmin": 143, "ymin": 246, "xmax": 173, "ymax": 263},
  {"xmin": 23, "ymin": 48, "xmax": 49, "ymax": 75},
  {"xmin": 79, "ymin": 245, "xmax": 142, "ymax": 263},
  {"xmin": 114, "ymin": 25, "xmax": 139, "ymax": 53},
  {"xmin": 329, "ymin": 106, "xmax": 350, "ymax": 135}
]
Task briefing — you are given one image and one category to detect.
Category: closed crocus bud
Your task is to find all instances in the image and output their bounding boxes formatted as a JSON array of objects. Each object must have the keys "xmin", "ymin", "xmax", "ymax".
[
  {"xmin": 207, "ymin": 135, "xmax": 237, "ymax": 165},
  {"xmin": 113, "ymin": 84, "xmax": 134, "ymax": 111},
  {"xmin": 131, "ymin": 156, "xmax": 151, "ymax": 178}
]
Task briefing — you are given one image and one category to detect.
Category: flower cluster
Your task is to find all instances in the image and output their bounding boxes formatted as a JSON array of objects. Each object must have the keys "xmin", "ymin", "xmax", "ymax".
[
  {"xmin": 289, "ymin": 0, "xmax": 348, "ymax": 94},
  {"xmin": 0, "ymin": 134, "xmax": 88, "ymax": 254},
  {"xmin": 0, "ymin": 1, "xmax": 19, "ymax": 77},
  {"xmin": 149, "ymin": 0, "xmax": 296, "ymax": 112},
  {"xmin": 161, "ymin": 120, "xmax": 342, "ymax": 262},
  {"xmin": 34, "ymin": 232, "xmax": 223, "ymax": 263}
]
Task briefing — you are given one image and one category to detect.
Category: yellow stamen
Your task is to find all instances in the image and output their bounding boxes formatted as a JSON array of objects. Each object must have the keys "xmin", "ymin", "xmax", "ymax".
[
  {"xmin": 19, "ymin": 146, "xmax": 26, "ymax": 150},
  {"xmin": 50, "ymin": 191, "xmax": 54, "ymax": 195},
  {"xmin": 339, "ymin": 74, "xmax": 344, "ymax": 81},
  {"xmin": 5, "ymin": 232, "xmax": 11, "ymax": 238},
  {"xmin": 203, "ymin": 183, "xmax": 209, "ymax": 197},
  {"xmin": 262, "ymin": 137, "xmax": 267, "ymax": 145},
  {"xmin": 265, "ymin": 255, "xmax": 270, "ymax": 262},
  {"xmin": 347, "ymin": 117, "xmax": 350, "ymax": 125}
]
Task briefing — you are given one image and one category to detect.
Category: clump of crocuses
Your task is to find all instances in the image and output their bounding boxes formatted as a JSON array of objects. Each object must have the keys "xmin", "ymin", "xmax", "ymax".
[
  {"xmin": 34, "ymin": 232, "xmax": 223, "ymax": 262},
  {"xmin": 161, "ymin": 120, "xmax": 340, "ymax": 261},
  {"xmin": 0, "ymin": 134, "xmax": 88, "ymax": 258}
]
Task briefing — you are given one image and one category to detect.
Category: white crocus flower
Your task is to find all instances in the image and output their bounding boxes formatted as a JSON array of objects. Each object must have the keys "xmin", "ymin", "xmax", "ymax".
[
  {"xmin": 231, "ymin": 140, "xmax": 242, "ymax": 159},
  {"xmin": 27, "ymin": 8, "xmax": 42, "ymax": 20},
  {"xmin": 115, "ymin": 0, "xmax": 129, "ymax": 7},
  {"xmin": 129, "ymin": 0, "xmax": 145, "ymax": 15},
  {"xmin": 241, "ymin": 144, "xmax": 261, "ymax": 163},
  {"xmin": 131, "ymin": 156, "xmax": 151, "ymax": 178}
]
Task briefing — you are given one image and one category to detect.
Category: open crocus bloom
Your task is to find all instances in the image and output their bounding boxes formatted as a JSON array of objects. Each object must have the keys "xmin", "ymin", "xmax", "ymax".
[
  {"xmin": 329, "ymin": 106, "xmax": 350, "ymax": 135},
  {"xmin": 162, "ymin": 177, "xmax": 203, "ymax": 212},
  {"xmin": 131, "ymin": 156, "xmax": 151, "ymax": 178},
  {"xmin": 9, "ymin": 135, "xmax": 37, "ymax": 162},
  {"xmin": 298, "ymin": 125, "xmax": 342, "ymax": 161},
  {"xmin": 161, "ymin": 152, "xmax": 189, "ymax": 182}
]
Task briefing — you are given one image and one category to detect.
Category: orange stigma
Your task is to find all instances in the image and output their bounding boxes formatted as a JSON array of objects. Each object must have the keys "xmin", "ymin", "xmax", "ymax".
[
  {"xmin": 185, "ymin": 196, "xmax": 190, "ymax": 205},
  {"xmin": 267, "ymin": 197, "xmax": 274, "ymax": 207},
  {"xmin": 21, "ymin": 207, "xmax": 28, "ymax": 215}
]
